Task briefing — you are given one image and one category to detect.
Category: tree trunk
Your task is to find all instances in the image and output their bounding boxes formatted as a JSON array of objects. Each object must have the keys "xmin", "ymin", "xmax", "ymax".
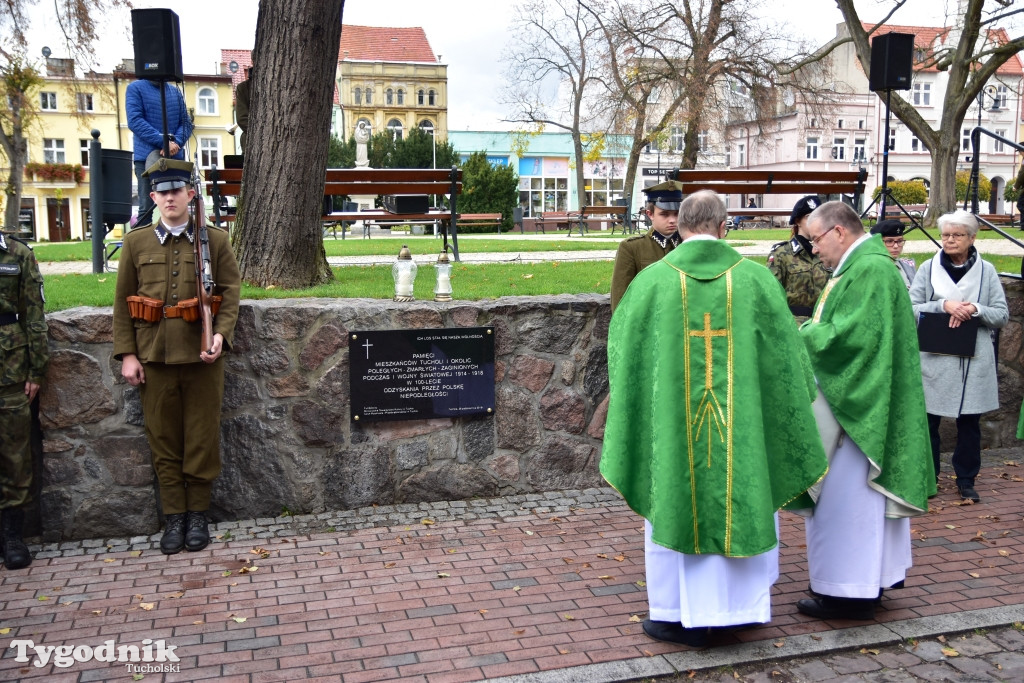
[
  {"xmin": 926, "ymin": 143, "xmax": 961, "ymax": 226},
  {"xmin": 233, "ymin": 0, "xmax": 343, "ymax": 287}
]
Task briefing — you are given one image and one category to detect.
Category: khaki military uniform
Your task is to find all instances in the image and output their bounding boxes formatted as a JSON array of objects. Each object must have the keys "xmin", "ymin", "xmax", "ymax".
[
  {"xmin": 611, "ymin": 230, "xmax": 679, "ymax": 312},
  {"xmin": 0, "ymin": 235, "xmax": 48, "ymax": 510},
  {"xmin": 767, "ymin": 236, "xmax": 830, "ymax": 324},
  {"xmin": 113, "ymin": 222, "xmax": 240, "ymax": 514}
]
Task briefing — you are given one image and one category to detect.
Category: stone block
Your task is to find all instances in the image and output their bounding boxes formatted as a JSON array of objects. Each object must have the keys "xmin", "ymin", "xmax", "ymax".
[
  {"xmin": 495, "ymin": 386, "xmax": 539, "ymax": 451},
  {"xmin": 323, "ymin": 446, "xmax": 395, "ymax": 509},
  {"xmin": 299, "ymin": 323, "xmax": 347, "ymax": 371},
  {"xmin": 70, "ymin": 489, "xmax": 158, "ymax": 538},
  {"xmin": 96, "ymin": 435, "xmax": 153, "ymax": 486},
  {"xmin": 267, "ymin": 372, "xmax": 310, "ymax": 398},
  {"xmin": 397, "ymin": 463, "xmax": 497, "ymax": 502},
  {"xmin": 539, "ymin": 388, "xmax": 585, "ymax": 434},
  {"xmin": 40, "ymin": 350, "xmax": 115, "ymax": 428},
  {"xmin": 526, "ymin": 436, "xmax": 602, "ymax": 490},
  {"xmin": 507, "ymin": 354, "xmax": 554, "ymax": 392}
]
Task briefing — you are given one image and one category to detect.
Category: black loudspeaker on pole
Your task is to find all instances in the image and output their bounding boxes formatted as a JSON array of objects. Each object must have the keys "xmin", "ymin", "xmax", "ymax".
[
  {"xmin": 869, "ymin": 33, "xmax": 914, "ymax": 92},
  {"xmin": 130, "ymin": 8, "xmax": 184, "ymax": 81}
]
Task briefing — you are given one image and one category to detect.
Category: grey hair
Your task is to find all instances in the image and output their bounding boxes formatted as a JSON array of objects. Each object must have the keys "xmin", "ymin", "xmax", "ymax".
[
  {"xmin": 807, "ymin": 200, "xmax": 864, "ymax": 236},
  {"xmin": 937, "ymin": 209, "xmax": 979, "ymax": 237},
  {"xmin": 679, "ymin": 190, "xmax": 727, "ymax": 234}
]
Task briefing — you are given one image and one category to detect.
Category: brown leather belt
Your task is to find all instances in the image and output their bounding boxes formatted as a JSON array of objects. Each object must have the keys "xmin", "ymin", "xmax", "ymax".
[{"xmin": 163, "ymin": 304, "xmax": 188, "ymax": 318}]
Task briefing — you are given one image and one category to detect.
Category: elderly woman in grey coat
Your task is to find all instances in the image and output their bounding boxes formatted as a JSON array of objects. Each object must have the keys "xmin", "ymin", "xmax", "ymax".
[{"xmin": 909, "ymin": 210, "xmax": 1008, "ymax": 503}]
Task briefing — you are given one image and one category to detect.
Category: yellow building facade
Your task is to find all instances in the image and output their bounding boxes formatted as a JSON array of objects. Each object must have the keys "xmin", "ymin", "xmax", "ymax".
[{"xmin": 5, "ymin": 63, "xmax": 234, "ymax": 242}]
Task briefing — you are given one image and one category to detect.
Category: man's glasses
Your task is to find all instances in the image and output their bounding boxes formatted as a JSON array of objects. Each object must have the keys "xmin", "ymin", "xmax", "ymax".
[
  {"xmin": 883, "ymin": 238, "xmax": 905, "ymax": 247},
  {"xmin": 810, "ymin": 225, "xmax": 838, "ymax": 245},
  {"xmin": 940, "ymin": 232, "xmax": 969, "ymax": 241}
]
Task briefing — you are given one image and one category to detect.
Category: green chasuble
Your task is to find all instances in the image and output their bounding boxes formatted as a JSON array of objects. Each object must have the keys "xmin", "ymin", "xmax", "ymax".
[
  {"xmin": 800, "ymin": 235, "xmax": 935, "ymax": 514},
  {"xmin": 601, "ymin": 239, "xmax": 828, "ymax": 557}
]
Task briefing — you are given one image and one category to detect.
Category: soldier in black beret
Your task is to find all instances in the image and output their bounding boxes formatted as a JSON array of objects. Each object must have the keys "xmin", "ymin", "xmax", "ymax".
[
  {"xmin": 871, "ymin": 219, "xmax": 916, "ymax": 288},
  {"xmin": 767, "ymin": 195, "xmax": 830, "ymax": 323}
]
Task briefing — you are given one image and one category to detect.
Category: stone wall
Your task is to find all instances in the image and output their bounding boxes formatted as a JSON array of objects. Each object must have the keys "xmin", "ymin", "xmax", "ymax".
[
  {"xmin": 37, "ymin": 295, "xmax": 612, "ymax": 541},
  {"xmin": 33, "ymin": 280, "xmax": 1024, "ymax": 541}
]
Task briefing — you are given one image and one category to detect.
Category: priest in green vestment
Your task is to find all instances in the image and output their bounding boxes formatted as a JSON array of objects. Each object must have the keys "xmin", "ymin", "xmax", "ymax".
[
  {"xmin": 601, "ymin": 190, "xmax": 828, "ymax": 646},
  {"xmin": 796, "ymin": 200, "xmax": 934, "ymax": 622}
]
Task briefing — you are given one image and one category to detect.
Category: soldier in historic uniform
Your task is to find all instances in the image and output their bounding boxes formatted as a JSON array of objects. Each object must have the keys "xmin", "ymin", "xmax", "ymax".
[
  {"xmin": 768, "ymin": 195, "xmax": 831, "ymax": 324},
  {"xmin": 0, "ymin": 232, "xmax": 48, "ymax": 569},
  {"xmin": 871, "ymin": 219, "xmax": 916, "ymax": 289},
  {"xmin": 113, "ymin": 158, "xmax": 240, "ymax": 555},
  {"xmin": 610, "ymin": 180, "xmax": 683, "ymax": 312}
]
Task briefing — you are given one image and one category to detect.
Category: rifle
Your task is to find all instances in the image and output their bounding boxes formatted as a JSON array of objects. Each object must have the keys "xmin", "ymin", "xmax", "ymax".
[{"xmin": 191, "ymin": 158, "xmax": 215, "ymax": 354}]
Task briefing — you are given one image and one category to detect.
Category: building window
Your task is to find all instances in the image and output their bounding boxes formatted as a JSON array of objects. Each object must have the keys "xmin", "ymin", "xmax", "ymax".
[
  {"xmin": 364, "ymin": 87, "xmax": 372, "ymax": 105},
  {"xmin": 853, "ymin": 138, "xmax": 866, "ymax": 162},
  {"xmin": 197, "ymin": 87, "xmax": 217, "ymax": 115},
  {"xmin": 40, "ymin": 92, "xmax": 57, "ymax": 110},
  {"xmin": 76, "ymin": 92, "xmax": 94, "ymax": 112},
  {"xmin": 80, "ymin": 139, "xmax": 90, "ymax": 167},
  {"xmin": 858, "ymin": 119, "xmax": 864, "ymax": 129},
  {"xmin": 832, "ymin": 137, "xmax": 846, "ymax": 160},
  {"xmin": 43, "ymin": 138, "xmax": 65, "ymax": 163},
  {"xmin": 386, "ymin": 88, "xmax": 394, "ymax": 105},
  {"xmin": 583, "ymin": 167, "xmax": 625, "ymax": 207},
  {"xmin": 697, "ymin": 130, "xmax": 709, "ymax": 153},
  {"xmin": 889, "ymin": 129, "xmax": 896, "ymax": 151},
  {"xmin": 397, "ymin": 89, "xmax": 405, "ymax": 105},
  {"xmin": 419, "ymin": 119, "xmax": 434, "ymax": 135},
  {"xmin": 737, "ymin": 143, "xmax": 746, "ymax": 166},
  {"xmin": 648, "ymin": 87, "xmax": 660, "ymax": 104},
  {"xmin": 428, "ymin": 89, "xmax": 436, "ymax": 106},
  {"xmin": 996, "ymin": 85, "xmax": 1008, "ymax": 109},
  {"xmin": 354, "ymin": 87, "xmax": 362, "ymax": 105},
  {"xmin": 912, "ymin": 83, "xmax": 931, "ymax": 106},
  {"xmin": 910, "ymin": 134, "xmax": 922, "ymax": 152},
  {"xmin": 669, "ymin": 126, "xmax": 684, "ymax": 153},
  {"xmin": 805, "ymin": 136, "xmax": 819, "ymax": 160},
  {"xmin": 518, "ymin": 164, "xmax": 569, "ymax": 216},
  {"xmin": 417, "ymin": 89, "xmax": 425, "ymax": 105},
  {"xmin": 994, "ymin": 130, "xmax": 1006, "ymax": 152},
  {"xmin": 962, "ymin": 128, "xmax": 972, "ymax": 152},
  {"xmin": 387, "ymin": 118, "xmax": 403, "ymax": 141},
  {"xmin": 199, "ymin": 137, "xmax": 220, "ymax": 168},
  {"xmin": 836, "ymin": 119, "xmax": 844, "ymax": 129}
]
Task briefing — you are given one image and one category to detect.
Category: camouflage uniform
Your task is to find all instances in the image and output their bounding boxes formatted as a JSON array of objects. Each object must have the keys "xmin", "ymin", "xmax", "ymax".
[
  {"xmin": 767, "ymin": 235, "xmax": 830, "ymax": 324},
  {"xmin": 610, "ymin": 230, "xmax": 680, "ymax": 312},
  {"xmin": 0, "ymin": 233, "xmax": 48, "ymax": 511}
]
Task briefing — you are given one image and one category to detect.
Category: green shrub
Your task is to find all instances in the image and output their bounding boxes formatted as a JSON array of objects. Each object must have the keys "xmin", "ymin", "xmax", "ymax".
[
  {"xmin": 955, "ymin": 169, "xmax": 991, "ymax": 203},
  {"xmin": 872, "ymin": 179, "xmax": 927, "ymax": 205}
]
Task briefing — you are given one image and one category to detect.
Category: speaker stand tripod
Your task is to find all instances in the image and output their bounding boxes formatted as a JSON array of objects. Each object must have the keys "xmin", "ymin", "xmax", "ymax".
[{"xmin": 859, "ymin": 89, "xmax": 941, "ymax": 249}]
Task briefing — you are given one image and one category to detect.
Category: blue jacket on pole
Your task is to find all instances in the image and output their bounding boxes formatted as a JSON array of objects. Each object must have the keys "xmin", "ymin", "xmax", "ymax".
[{"xmin": 125, "ymin": 79, "xmax": 193, "ymax": 162}]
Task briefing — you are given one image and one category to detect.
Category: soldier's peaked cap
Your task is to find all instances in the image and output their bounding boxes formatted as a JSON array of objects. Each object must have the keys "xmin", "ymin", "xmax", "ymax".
[
  {"xmin": 143, "ymin": 154, "xmax": 193, "ymax": 192},
  {"xmin": 643, "ymin": 180, "xmax": 683, "ymax": 210}
]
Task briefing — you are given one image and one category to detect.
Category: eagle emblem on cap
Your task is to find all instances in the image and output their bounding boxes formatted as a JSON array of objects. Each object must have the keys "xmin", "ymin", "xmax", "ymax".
[
  {"xmin": 807, "ymin": 198, "xmax": 818, "ymax": 209},
  {"xmin": 156, "ymin": 159, "xmax": 169, "ymax": 172}
]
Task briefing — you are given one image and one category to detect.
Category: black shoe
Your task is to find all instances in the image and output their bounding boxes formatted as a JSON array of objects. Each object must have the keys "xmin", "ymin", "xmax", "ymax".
[
  {"xmin": 184, "ymin": 511, "xmax": 210, "ymax": 552},
  {"xmin": 641, "ymin": 619, "xmax": 709, "ymax": 647},
  {"xmin": 797, "ymin": 596, "xmax": 875, "ymax": 621},
  {"xmin": 958, "ymin": 485, "xmax": 980, "ymax": 503},
  {"xmin": 1, "ymin": 508, "xmax": 32, "ymax": 570},
  {"xmin": 160, "ymin": 513, "xmax": 187, "ymax": 555}
]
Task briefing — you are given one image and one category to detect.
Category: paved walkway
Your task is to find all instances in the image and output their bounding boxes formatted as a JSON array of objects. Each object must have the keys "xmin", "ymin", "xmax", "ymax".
[
  {"xmin": 36, "ymin": 232, "xmax": 1024, "ymax": 275},
  {"xmin": 1, "ymin": 450, "xmax": 1023, "ymax": 682}
]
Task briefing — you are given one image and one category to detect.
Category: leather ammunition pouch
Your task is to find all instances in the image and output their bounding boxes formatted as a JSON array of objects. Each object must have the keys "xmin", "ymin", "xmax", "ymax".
[{"xmin": 127, "ymin": 295, "xmax": 222, "ymax": 322}]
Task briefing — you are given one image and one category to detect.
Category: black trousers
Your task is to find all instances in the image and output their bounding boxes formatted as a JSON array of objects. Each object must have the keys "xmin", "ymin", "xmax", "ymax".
[{"xmin": 927, "ymin": 413, "xmax": 981, "ymax": 486}]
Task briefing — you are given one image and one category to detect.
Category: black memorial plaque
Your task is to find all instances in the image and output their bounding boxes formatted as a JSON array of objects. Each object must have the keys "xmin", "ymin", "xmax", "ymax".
[{"xmin": 350, "ymin": 327, "xmax": 495, "ymax": 422}]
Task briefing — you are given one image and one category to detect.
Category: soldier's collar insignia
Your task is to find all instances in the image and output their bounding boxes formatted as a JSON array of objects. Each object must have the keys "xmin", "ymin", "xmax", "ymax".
[{"xmin": 154, "ymin": 224, "xmax": 170, "ymax": 245}]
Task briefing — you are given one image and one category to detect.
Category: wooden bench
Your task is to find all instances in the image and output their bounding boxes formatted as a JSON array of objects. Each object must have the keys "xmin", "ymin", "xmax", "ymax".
[
  {"xmin": 206, "ymin": 167, "xmax": 465, "ymax": 258},
  {"xmin": 568, "ymin": 205, "xmax": 629, "ymax": 237},
  {"xmin": 458, "ymin": 213, "xmax": 503, "ymax": 233},
  {"xmin": 536, "ymin": 211, "xmax": 570, "ymax": 234},
  {"xmin": 671, "ymin": 169, "xmax": 868, "ymax": 227}
]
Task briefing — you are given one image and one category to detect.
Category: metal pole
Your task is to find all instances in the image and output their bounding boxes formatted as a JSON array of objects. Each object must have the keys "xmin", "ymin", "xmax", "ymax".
[
  {"xmin": 89, "ymin": 130, "xmax": 104, "ymax": 274},
  {"xmin": 879, "ymin": 90, "xmax": 893, "ymax": 221},
  {"xmin": 970, "ymin": 90, "xmax": 984, "ymax": 215}
]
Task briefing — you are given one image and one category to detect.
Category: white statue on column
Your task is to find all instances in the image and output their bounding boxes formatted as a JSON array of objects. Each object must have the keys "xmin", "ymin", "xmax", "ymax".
[{"xmin": 354, "ymin": 121, "xmax": 370, "ymax": 168}]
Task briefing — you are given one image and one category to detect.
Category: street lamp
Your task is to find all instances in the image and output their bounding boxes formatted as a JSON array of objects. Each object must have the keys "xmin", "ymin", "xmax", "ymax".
[{"xmin": 968, "ymin": 84, "xmax": 1001, "ymax": 214}]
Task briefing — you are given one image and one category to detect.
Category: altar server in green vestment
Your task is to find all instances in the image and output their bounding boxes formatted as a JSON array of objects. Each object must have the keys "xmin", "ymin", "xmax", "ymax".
[
  {"xmin": 601, "ymin": 190, "xmax": 828, "ymax": 647},
  {"xmin": 798, "ymin": 201, "xmax": 934, "ymax": 621}
]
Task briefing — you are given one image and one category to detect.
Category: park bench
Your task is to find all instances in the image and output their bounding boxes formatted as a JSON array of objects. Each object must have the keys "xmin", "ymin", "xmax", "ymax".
[
  {"xmin": 671, "ymin": 169, "xmax": 868, "ymax": 228},
  {"xmin": 206, "ymin": 167, "xmax": 466, "ymax": 258},
  {"xmin": 536, "ymin": 211, "xmax": 570, "ymax": 234},
  {"xmin": 568, "ymin": 205, "xmax": 630, "ymax": 237},
  {"xmin": 458, "ymin": 213, "xmax": 503, "ymax": 233}
]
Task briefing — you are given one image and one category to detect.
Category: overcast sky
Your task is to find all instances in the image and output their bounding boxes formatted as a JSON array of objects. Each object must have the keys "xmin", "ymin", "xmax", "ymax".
[{"xmin": 24, "ymin": 0, "xmax": 977, "ymax": 131}]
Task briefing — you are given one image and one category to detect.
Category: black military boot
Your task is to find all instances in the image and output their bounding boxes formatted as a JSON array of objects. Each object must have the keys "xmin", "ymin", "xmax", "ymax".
[
  {"xmin": 1, "ymin": 508, "xmax": 32, "ymax": 570},
  {"xmin": 160, "ymin": 513, "xmax": 187, "ymax": 555},
  {"xmin": 184, "ymin": 511, "xmax": 210, "ymax": 552}
]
